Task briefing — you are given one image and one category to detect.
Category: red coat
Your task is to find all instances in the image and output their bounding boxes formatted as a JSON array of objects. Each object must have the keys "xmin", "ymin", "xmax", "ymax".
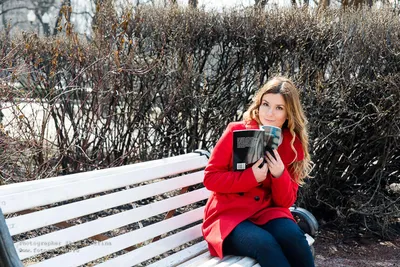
[{"xmin": 202, "ymin": 119, "xmax": 304, "ymax": 258}]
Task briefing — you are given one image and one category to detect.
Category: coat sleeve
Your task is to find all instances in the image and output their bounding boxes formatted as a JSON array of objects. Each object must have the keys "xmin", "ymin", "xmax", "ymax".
[
  {"xmin": 270, "ymin": 168, "xmax": 299, "ymax": 208},
  {"xmin": 203, "ymin": 123, "xmax": 260, "ymax": 193},
  {"xmin": 270, "ymin": 136, "xmax": 304, "ymax": 208}
]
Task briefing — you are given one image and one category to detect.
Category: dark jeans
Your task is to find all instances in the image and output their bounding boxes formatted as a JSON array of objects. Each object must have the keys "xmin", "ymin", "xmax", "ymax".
[{"xmin": 223, "ymin": 218, "xmax": 315, "ymax": 267}]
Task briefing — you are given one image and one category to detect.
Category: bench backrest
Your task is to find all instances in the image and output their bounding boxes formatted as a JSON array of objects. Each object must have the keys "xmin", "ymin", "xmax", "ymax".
[{"xmin": 0, "ymin": 151, "xmax": 210, "ymax": 267}]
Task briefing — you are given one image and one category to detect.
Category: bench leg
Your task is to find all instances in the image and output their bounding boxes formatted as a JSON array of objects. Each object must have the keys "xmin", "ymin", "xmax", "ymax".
[
  {"xmin": 0, "ymin": 208, "xmax": 23, "ymax": 267},
  {"xmin": 310, "ymin": 245, "xmax": 315, "ymax": 259}
]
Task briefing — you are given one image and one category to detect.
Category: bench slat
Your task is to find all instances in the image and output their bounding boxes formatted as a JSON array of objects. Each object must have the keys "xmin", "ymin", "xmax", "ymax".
[
  {"xmin": 177, "ymin": 252, "xmax": 213, "ymax": 267},
  {"xmin": 29, "ymin": 213, "xmax": 203, "ymax": 267},
  {"xmin": 230, "ymin": 257, "xmax": 257, "ymax": 267},
  {"xmin": 192, "ymin": 255, "xmax": 231, "ymax": 267},
  {"xmin": 147, "ymin": 240, "xmax": 208, "ymax": 267},
  {"xmin": 0, "ymin": 156, "xmax": 208, "ymax": 214},
  {"xmin": 95, "ymin": 224, "xmax": 203, "ymax": 267},
  {"xmin": 0, "ymin": 153, "xmax": 203, "ymax": 196},
  {"xmin": 7, "ymin": 171, "xmax": 205, "ymax": 236},
  {"xmin": 209, "ymin": 255, "xmax": 244, "ymax": 266},
  {"xmin": 305, "ymin": 233, "xmax": 315, "ymax": 246},
  {"xmin": 180, "ymin": 254, "xmax": 256, "ymax": 267},
  {"xmin": 16, "ymin": 189, "xmax": 208, "ymax": 260}
]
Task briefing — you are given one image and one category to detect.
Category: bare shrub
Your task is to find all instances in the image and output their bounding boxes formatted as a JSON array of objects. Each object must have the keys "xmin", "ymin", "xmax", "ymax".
[{"xmin": 0, "ymin": 6, "xmax": 399, "ymax": 238}]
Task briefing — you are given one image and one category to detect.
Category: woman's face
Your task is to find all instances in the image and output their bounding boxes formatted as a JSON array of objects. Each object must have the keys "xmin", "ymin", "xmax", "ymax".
[{"xmin": 258, "ymin": 93, "xmax": 288, "ymax": 128}]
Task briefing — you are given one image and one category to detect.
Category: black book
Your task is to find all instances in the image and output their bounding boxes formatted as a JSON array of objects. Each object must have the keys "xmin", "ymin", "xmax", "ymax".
[{"xmin": 232, "ymin": 126, "xmax": 282, "ymax": 171}]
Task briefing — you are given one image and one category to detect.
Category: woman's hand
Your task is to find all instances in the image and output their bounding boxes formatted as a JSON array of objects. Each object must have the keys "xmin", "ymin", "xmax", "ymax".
[
  {"xmin": 251, "ymin": 158, "xmax": 268, "ymax": 183},
  {"xmin": 266, "ymin": 149, "xmax": 285, "ymax": 178}
]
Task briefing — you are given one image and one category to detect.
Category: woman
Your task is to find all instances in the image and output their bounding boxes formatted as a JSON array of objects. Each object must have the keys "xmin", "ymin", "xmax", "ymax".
[{"xmin": 202, "ymin": 76, "xmax": 315, "ymax": 267}]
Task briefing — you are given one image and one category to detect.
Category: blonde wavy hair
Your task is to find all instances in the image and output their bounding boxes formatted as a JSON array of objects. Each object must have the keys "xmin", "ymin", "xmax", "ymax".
[{"xmin": 243, "ymin": 76, "xmax": 312, "ymax": 184}]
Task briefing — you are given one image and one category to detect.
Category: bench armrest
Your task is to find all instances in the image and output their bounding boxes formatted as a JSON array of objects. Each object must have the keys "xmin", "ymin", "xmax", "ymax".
[{"xmin": 290, "ymin": 206, "xmax": 319, "ymax": 237}]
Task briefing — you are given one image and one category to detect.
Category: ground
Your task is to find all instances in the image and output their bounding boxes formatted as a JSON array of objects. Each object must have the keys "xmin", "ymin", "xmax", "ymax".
[{"xmin": 314, "ymin": 229, "xmax": 400, "ymax": 267}]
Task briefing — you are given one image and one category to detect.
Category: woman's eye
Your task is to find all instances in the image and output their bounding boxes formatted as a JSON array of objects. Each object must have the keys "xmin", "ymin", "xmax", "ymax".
[
  {"xmin": 262, "ymin": 103, "xmax": 268, "ymax": 107},
  {"xmin": 277, "ymin": 106, "xmax": 283, "ymax": 110}
]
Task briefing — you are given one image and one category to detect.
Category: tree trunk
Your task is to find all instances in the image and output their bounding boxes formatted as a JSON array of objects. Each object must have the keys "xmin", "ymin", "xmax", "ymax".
[
  {"xmin": 318, "ymin": 0, "xmax": 330, "ymax": 11},
  {"xmin": 254, "ymin": 0, "xmax": 267, "ymax": 9},
  {"xmin": 354, "ymin": 0, "xmax": 365, "ymax": 8},
  {"xmin": 189, "ymin": 0, "xmax": 197, "ymax": 8},
  {"xmin": 342, "ymin": 0, "xmax": 368, "ymax": 10}
]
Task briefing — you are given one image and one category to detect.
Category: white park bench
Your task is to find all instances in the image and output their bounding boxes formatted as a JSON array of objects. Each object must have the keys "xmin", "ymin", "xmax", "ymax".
[{"xmin": 0, "ymin": 150, "xmax": 317, "ymax": 267}]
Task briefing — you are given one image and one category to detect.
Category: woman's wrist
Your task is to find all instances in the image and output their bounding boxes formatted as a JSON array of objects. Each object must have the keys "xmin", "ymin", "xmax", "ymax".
[{"xmin": 271, "ymin": 169, "xmax": 284, "ymax": 178}]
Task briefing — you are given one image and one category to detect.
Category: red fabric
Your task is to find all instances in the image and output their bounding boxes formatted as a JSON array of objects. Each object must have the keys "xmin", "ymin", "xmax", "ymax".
[{"xmin": 201, "ymin": 120, "xmax": 304, "ymax": 258}]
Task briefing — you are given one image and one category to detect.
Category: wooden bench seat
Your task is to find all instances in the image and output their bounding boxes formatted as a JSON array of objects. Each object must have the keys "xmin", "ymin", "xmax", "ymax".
[{"xmin": 0, "ymin": 151, "xmax": 315, "ymax": 267}]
